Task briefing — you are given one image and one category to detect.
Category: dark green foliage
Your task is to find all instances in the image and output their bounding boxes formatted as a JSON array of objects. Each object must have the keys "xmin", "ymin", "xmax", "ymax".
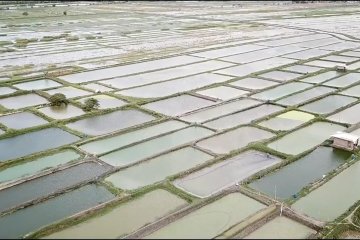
[
  {"xmin": 49, "ymin": 93, "xmax": 68, "ymax": 106},
  {"xmin": 82, "ymin": 98, "xmax": 100, "ymax": 112}
]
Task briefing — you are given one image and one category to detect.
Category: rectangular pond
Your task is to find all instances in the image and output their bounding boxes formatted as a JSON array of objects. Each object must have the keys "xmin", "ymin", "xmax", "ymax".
[
  {"xmin": 340, "ymin": 84, "xmax": 360, "ymax": 97},
  {"xmin": 0, "ymin": 112, "xmax": 48, "ymax": 129},
  {"xmin": 43, "ymin": 189, "xmax": 187, "ymax": 239},
  {"xmin": 191, "ymin": 44, "xmax": 266, "ymax": 59},
  {"xmin": 292, "ymin": 159, "xmax": 360, "ymax": 222},
  {"xmin": 204, "ymin": 104, "xmax": 284, "ymax": 130},
  {"xmin": 0, "ymin": 184, "xmax": 115, "ymax": 239},
  {"xmin": 45, "ymin": 87, "xmax": 92, "ymax": 99},
  {"xmin": 0, "ymin": 161, "xmax": 112, "ymax": 213},
  {"xmin": 144, "ymin": 192, "xmax": 267, "ymax": 239},
  {"xmin": 229, "ymin": 78, "xmax": 279, "ymax": 90},
  {"xmin": 180, "ymin": 99, "xmax": 261, "ymax": 123},
  {"xmin": 243, "ymin": 216, "xmax": 316, "ymax": 239},
  {"xmin": 251, "ymin": 82, "xmax": 312, "ymax": 101},
  {"xmin": 142, "ymin": 95, "xmax": 214, "ymax": 117},
  {"xmin": 258, "ymin": 71, "xmax": 303, "ymax": 82},
  {"xmin": 59, "ymin": 55, "xmax": 203, "ymax": 83},
  {"xmin": 117, "ymin": 73, "xmax": 233, "ymax": 99},
  {"xmin": 66, "ymin": 109, "xmax": 155, "ymax": 136},
  {"xmin": 249, "ymin": 146, "xmax": 350, "ymax": 200},
  {"xmin": 0, "ymin": 150, "xmax": 81, "ymax": 185},
  {"xmin": 267, "ymin": 122, "xmax": 345, "ymax": 155},
  {"xmin": 196, "ymin": 126, "xmax": 275, "ymax": 154},
  {"xmin": 106, "ymin": 147, "xmax": 213, "ymax": 190},
  {"xmin": 13, "ymin": 79, "xmax": 62, "ymax": 91},
  {"xmin": 174, "ymin": 150, "xmax": 281, "ymax": 198},
  {"xmin": 80, "ymin": 120, "xmax": 187, "ymax": 155},
  {"xmin": 322, "ymin": 73, "xmax": 360, "ymax": 88},
  {"xmin": 0, "ymin": 128, "xmax": 80, "ymax": 162},
  {"xmin": 219, "ymin": 45, "xmax": 305, "ymax": 64},
  {"xmin": 299, "ymin": 71, "xmax": 342, "ymax": 84},
  {"xmin": 327, "ymin": 103, "xmax": 360, "ymax": 125},
  {"xmin": 0, "ymin": 87, "xmax": 16, "ymax": 95},
  {"xmin": 101, "ymin": 61, "xmax": 234, "ymax": 89},
  {"xmin": 0, "ymin": 93, "xmax": 48, "ymax": 110},
  {"xmin": 258, "ymin": 110, "xmax": 314, "ymax": 131},
  {"xmin": 196, "ymin": 86, "xmax": 248, "ymax": 101},
  {"xmin": 299, "ymin": 95, "xmax": 357, "ymax": 115},
  {"xmin": 38, "ymin": 105, "xmax": 84, "ymax": 120},
  {"xmin": 275, "ymin": 86, "xmax": 335, "ymax": 106},
  {"xmin": 215, "ymin": 57, "xmax": 297, "ymax": 77},
  {"xmin": 283, "ymin": 65, "xmax": 322, "ymax": 74},
  {"xmin": 100, "ymin": 126, "xmax": 213, "ymax": 167}
]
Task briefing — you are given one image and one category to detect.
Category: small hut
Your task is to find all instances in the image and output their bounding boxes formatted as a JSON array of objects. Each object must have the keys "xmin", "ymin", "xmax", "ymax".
[{"xmin": 330, "ymin": 132, "xmax": 359, "ymax": 151}]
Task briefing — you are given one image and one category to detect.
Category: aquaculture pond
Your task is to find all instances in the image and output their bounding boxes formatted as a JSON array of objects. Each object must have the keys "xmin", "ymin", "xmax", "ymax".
[
  {"xmin": 299, "ymin": 71, "xmax": 341, "ymax": 84},
  {"xmin": 267, "ymin": 122, "xmax": 345, "ymax": 155},
  {"xmin": 174, "ymin": 150, "xmax": 281, "ymax": 198},
  {"xmin": 44, "ymin": 189, "xmax": 187, "ymax": 239},
  {"xmin": 340, "ymin": 84, "xmax": 360, "ymax": 97},
  {"xmin": 0, "ymin": 93, "xmax": 48, "ymax": 110},
  {"xmin": 0, "ymin": 184, "xmax": 115, "ymax": 239},
  {"xmin": 283, "ymin": 65, "xmax": 322, "ymax": 74},
  {"xmin": 204, "ymin": 104, "xmax": 284, "ymax": 130},
  {"xmin": 0, "ymin": 128, "xmax": 80, "ymax": 162},
  {"xmin": 45, "ymin": 87, "xmax": 92, "ymax": 99},
  {"xmin": 249, "ymin": 147, "xmax": 350, "ymax": 200},
  {"xmin": 275, "ymin": 86, "xmax": 335, "ymax": 106},
  {"xmin": 142, "ymin": 95, "xmax": 214, "ymax": 117},
  {"xmin": 251, "ymin": 82, "xmax": 312, "ymax": 101},
  {"xmin": 118, "ymin": 73, "xmax": 232, "ymax": 99},
  {"xmin": 0, "ymin": 87, "xmax": 16, "ymax": 95},
  {"xmin": 80, "ymin": 120, "xmax": 187, "ymax": 155},
  {"xmin": 243, "ymin": 216, "xmax": 317, "ymax": 239},
  {"xmin": 258, "ymin": 110, "xmax": 314, "ymax": 131},
  {"xmin": 66, "ymin": 110, "xmax": 155, "ymax": 136},
  {"xmin": 13, "ymin": 79, "xmax": 62, "ymax": 90},
  {"xmin": 38, "ymin": 104, "xmax": 84, "ymax": 120},
  {"xmin": 215, "ymin": 57, "xmax": 297, "ymax": 77},
  {"xmin": 299, "ymin": 94, "xmax": 357, "ymax": 115},
  {"xmin": 196, "ymin": 86, "xmax": 248, "ymax": 101},
  {"xmin": 106, "ymin": 147, "xmax": 213, "ymax": 190},
  {"xmin": 81, "ymin": 83, "xmax": 114, "ymax": 92},
  {"xmin": 144, "ymin": 193, "xmax": 267, "ymax": 239},
  {"xmin": 0, "ymin": 112, "xmax": 48, "ymax": 129},
  {"xmin": 180, "ymin": 99, "xmax": 261, "ymax": 123},
  {"xmin": 258, "ymin": 70, "xmax": 303, "ymax": 82},
  {"xmin": 101, "ymin": 60, "xmax": 234, "ymax": 89},
  {"xmin": 60, "ymin": 55, "xmax": 203, "ymax": 83},
  {"xmin": 0, "ymin": 150, "xmax": 81, "ymax": 185},
  {"xmin": 100, "ymin": 126, "xmax": 214, "ymax": 167},
  {"xmin": 292, "ymin": 160, "xmax": 360, "ymax": 222},
  {"xmin": 327, "ymin": 103, "xmax": 360, "ymax": 125},
  {"xmin": 229, "ymin": 77, "xmax": 279, "ymax": 90},
  {"xmin": 196, "ymin": 126, "xmax": 274, "ymax": 154},
  {"xmin": 322, "ymin": 73, "xmax": 360, "ymax": 88},
  {"xmin": 0, "ymin": 161, "xmax": 112, "ymax": 213}
]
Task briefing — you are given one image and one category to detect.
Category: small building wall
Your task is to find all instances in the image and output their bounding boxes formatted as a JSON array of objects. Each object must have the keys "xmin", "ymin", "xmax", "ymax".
[{"xmin": 332, "ymin": 138, "xmax": 355, "ymax": 151}]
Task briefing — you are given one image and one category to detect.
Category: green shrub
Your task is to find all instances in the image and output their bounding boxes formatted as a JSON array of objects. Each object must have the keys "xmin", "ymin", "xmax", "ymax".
[
  {"xmin": 82, "ymin": 98, "xmax": 100, "ymax": 112},
  {"xmin": 85, "ymin": 35, "xmax": 96, "ymax": 40},
  {"xmin": 66, "ymin": 36, "xmax": 79, "ymax": 41},
  {"xmin": 0, "ymin": 41, "xmax": 12, "ymax": 46},
  {"xmin": 49, "ymin": 93, "xmax": 68, "ymax": 106},
  {"xmin": 22, "ymin": 12, "xmax": 28, "ymax": 16}
]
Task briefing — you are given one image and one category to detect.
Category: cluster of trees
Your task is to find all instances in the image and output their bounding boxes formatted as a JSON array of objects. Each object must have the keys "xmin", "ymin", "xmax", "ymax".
[{"xmin": 49, "ymin": 93, "xmax": 99, "ymax": 111}]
